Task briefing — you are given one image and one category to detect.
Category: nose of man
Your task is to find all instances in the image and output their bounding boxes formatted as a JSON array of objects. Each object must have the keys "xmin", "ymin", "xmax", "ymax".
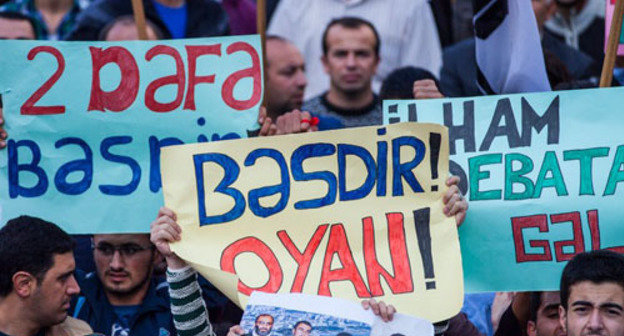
[
  {"xmin": 296, "ymin": 71, "xmax": 307, "ymax": 88},
  {"xmin": 109, "ymin": 250, "xmax": 126, "ymax": 270},
  {"xmin": 585, "ymin": 310, "xmax": 605, "ymax": 335},
  {"xmin": 66, "ymin": 275, "xmax": 80, "ymax": 296}
]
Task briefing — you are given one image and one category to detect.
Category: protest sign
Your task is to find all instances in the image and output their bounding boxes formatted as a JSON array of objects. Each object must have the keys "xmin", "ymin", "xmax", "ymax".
[
  {"xmin": 240, "ymin": 292, "xmax": 433, "ymax": 336},
  {"xmin": 161, "ymin": 122, "xmax": 463, "ymax": 321},
  {"xmin": 606, "ymin": 0, "xmax": 624, "ymax": 55},
  {"xmin": 383, "ymin": 87, "xmax": 624, "ymax": 292},
  {"xmin": 0, "ymin": 36, "xmax": 263, "ymax": 233}
]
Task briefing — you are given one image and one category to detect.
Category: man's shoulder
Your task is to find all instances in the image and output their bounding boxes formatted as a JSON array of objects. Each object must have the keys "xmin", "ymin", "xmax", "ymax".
[{"xmin": 46, "ymin": 317, "xmax": 93, "ymax": 336}]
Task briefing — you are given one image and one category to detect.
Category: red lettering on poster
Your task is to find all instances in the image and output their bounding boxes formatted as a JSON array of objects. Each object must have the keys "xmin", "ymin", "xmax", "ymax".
[
  {"xmin": 220, "ymin": 237, "xmax": 282, "ymax": 296},
  {"xmin": 318, "ymin": 224, "xmax": 371, "ymax": 298},
  {"xmin": 363, "ymin": 213, "xmax": 413, "ymax": 296}
]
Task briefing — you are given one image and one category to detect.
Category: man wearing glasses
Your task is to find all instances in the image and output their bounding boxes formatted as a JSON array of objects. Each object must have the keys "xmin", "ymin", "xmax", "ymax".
[{"xmin": 71, "ymin": 234, "xmax": 176, "ymax": 336}]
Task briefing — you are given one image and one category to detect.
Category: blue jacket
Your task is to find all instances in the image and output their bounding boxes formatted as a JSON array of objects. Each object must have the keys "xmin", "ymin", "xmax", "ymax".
[{"xmin": 71, "ymin": 271, "xmax": 175, "ymax": 336}]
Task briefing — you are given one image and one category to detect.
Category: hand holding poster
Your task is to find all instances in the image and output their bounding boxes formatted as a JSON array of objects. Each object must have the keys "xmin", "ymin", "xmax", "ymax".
[
  {"xmin": 384, "ymin": 88, "xmax": 624, "ymax": 292},
  {"xmin": 160, "ymin": 122, "xmax": 463, "ymax": 321},
  {"xmin": 0, "ymin": 36, "xmax": 262, "ymax": 233}
]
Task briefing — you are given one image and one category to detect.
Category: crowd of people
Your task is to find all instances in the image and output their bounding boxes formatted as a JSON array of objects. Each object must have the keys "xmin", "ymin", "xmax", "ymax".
[{"xmin": 0, "ymin": 0, "xmax": 623, "ymax": 336}]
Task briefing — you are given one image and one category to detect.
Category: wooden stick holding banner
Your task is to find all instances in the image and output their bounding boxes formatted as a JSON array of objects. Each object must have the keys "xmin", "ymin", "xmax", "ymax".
[
  {"xmin": 600, "ymin": 0, "xmax": 624, "ymax": 87},
  {"xmin": 257, "ymin": 0, "xmax": 267, "ymax": 105},
  {"xmin": 130, "ymin": 0, "xmax": 149, "ymax": 40}
]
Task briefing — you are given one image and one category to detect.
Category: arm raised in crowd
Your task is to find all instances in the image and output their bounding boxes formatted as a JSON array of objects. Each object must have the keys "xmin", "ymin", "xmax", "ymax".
[{"xmin": 151, "ymin": 207, "xmax": 216, "ymax": 336}]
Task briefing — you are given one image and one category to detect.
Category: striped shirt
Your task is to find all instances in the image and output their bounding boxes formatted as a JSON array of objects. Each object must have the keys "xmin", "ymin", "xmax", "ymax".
[{"xmin": 167, "ymin": 266, "xmax": 216, "ymax": 336}]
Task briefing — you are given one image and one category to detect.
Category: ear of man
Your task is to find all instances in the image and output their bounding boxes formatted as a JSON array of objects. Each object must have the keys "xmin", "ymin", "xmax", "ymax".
[{"xmin": 12, "ymin": 271, "xmax": 37, "ymax": 298}]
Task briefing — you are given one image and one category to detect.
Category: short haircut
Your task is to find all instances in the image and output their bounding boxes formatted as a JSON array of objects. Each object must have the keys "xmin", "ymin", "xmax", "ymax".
[
  {"xmin": 0, "ymin": 11, "xmax": 37, "ymax": 36},
  {"xmin": 528, "ymin": 291, "xmax": 543, "ymax": 322},
  {"xmin": 560, "ymin": 250, "xmax": 624, "ymax": 309},
  {"xmin": 294, "ymin": 320, "xmax": 312, "ymax": 331},
  {"xmin": 0, "ymin": 216, "xmax": 74, "ymax": 297},
  {"xmin": 265, "ymin": 34, "xmax": 291, "ymax": 68},
  {"xmin": 266, "ymin": 34, "xmax": 289, "ymax": 44},
  {"xmin": 98, "ymin": 15, "xmax": 164, "ymax": 41},
  {"xmin": 380, "ymin": 66, "xmax": 439, "ymax": 100},
  {"xmin": 321, "ymin": 16, "xmax": 380, "ymax": 57}
]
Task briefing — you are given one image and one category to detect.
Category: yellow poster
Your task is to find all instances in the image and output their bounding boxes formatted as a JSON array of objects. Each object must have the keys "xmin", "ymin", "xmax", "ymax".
[{"xmin": 161, "ymin": 122, "xmax": 463, "ymax": 322}]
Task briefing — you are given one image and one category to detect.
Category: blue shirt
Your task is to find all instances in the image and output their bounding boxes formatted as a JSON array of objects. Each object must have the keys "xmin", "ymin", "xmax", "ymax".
[
  {"xmin": 111, "ymin": 304, "xmax": 140, "ymax": 336},
  {"xmin": 151, "ymin": 0, "xmax": 187, "ymax": 38}
]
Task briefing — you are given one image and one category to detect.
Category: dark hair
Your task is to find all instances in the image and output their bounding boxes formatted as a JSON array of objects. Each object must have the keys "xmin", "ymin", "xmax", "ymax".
[
  {"xmin": 0, "ymin": 11, "xmax": 37, "ymax": 36},
  {"xmin": 98, "ymin": 15, "xmax": 164, "ymax": 41},
  {"xmin": 380, "ymin": 66, "xmax": 439, "ymax": 100},
  {"xmin": 321, "ymin": 17, "xmax": 380, "ymax": 57},
  {"xmin": 0, "ymin": 216, "xmax": 74, "ymax": 297},
  {"xmin": 336, "ymin": 333, "xmax": 352, "ymax": 336},
  {"xmin": 560, "ymin": 250, "xmax": 624, "ymax": 309},
  {"xmin": 294, "ymin": 321, "xmax": 312, "ymax": 331},
  {"xmin": 528, "ymin": 291, "xmax": 543, "ymax": 322}
]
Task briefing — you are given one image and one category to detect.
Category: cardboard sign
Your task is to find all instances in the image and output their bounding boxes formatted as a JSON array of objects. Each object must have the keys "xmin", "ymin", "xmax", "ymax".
[
  {"xmin": 0, "ymin": 36, "xmax": 263, "ymax": 233},
  {"xmin": 161, "ymin": 123, "xmax": 464, "ymax": 322},
  {"xmin": 384, "ymin": 88, "xmax": 624, "ymax": 292}
]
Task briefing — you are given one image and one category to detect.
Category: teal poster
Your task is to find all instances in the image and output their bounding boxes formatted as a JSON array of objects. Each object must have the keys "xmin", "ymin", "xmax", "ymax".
[
  {"xmin": 383, "ymin": 88, "xmax": 624, "ymax": 291},
  {"xmin": 0, "ymin": 36, "xmax": 263, "ymax": 233}
]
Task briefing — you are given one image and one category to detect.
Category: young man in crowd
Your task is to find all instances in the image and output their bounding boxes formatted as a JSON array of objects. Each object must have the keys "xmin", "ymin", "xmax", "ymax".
[
  {"xmin": 494, "ymin": 291, "xmax": 563, "ymax": 336},
  {"xmin": 268, "ymin": 0, "xmax": 442, "ymax": 99},
  {"xmin": 70, "ymin": 233, "xmax": 179, "ymax": 336},
  {"xmin": 301, "ymin": 17, "xmax": 382, "ymax": 128},
  {"xmin": 0, "ymin": 216, "xmax": 93, "ymax": 336},
  {"xmin": 558, "ymin": 250, "xmax": 624, "ymax": 336}
]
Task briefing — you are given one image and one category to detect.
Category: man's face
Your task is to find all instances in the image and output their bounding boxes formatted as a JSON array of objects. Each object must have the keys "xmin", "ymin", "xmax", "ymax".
[
  {"xmin": 30, "ymin": 252, "xmax": 80, "ymax": 327},
  {"xmin": 560, "ymin": 281, "xmax": 624, "ymax": 336},
  {"xmin": 0, "ymin": 17, "xmax": 35, "ymax": 39},
  {"xmin": 322, "ymin": 25, "xmax": 379, "ymax": 96},
  {"xmin": 293, "ymin": 323, "xmax": 312, "ymax": 336},
  {"xmin": 93, "ymin": 234, "xmax": 155, "ymax": 298},
  {"xmin": 265, "ymin": 40, "xmax": 307, "ymax": 117},
  {"xmin": 254, "ymin": 315, "xmax": 274, "ymax": 336},
  {"xmin": 528, "ymin": 291, "xmax": 566, "ymax": 336}
]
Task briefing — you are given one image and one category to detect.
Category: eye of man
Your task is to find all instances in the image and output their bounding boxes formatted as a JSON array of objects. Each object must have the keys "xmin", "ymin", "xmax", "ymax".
[
  {"xmin": 95, "ymin": 242, "xmax": 115, "ymax": 255},
  {"xmin": 119, "ymin": 243, "xmax": 146, "ymax": 256}
]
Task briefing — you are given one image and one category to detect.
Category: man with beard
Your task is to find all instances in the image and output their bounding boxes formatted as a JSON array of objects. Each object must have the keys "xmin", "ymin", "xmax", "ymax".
[
  {"xmin": 244, "ymin": 314, "xmax": 274, "ymax": 336},
  {"xmin": 70, "ymin": 234, "xmax": 176, "ymax": 336},
  {"xmin": 291, "ymin": 321, "xmax": 312, "ymax": 336}
]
